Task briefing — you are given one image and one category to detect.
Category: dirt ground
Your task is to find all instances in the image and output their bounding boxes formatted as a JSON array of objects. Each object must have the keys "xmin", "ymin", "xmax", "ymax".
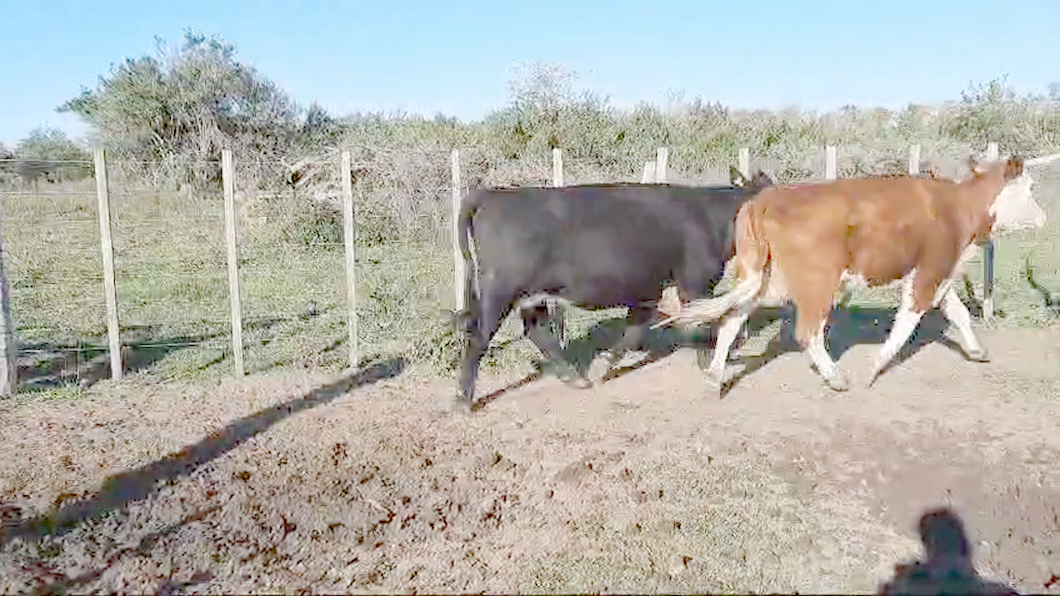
[{"xmin": 0, "ymin": 323, "xmax": 1057, "ymax": 594}]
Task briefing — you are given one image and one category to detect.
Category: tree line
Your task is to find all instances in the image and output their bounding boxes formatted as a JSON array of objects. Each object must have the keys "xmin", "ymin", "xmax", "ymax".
[{"xmin": 5, "ymin": 29, "xmax": 1059, "ymax": 202}]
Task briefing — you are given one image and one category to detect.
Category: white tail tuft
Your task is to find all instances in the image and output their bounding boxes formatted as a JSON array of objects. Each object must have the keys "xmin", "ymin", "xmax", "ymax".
[{"xmin": 651, "ymin": 275, "xmax": 763, "ymax": 329}]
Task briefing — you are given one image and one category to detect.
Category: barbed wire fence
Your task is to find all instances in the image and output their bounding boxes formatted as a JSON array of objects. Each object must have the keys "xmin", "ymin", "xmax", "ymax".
[{"xmin": 0, "ymin": 140, "xmax": 1056, "ymax": 397}]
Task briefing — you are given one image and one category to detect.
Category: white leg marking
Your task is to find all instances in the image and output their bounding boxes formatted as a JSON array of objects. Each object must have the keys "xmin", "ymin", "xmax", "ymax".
[
  {"xmin": 868, "ymin": 272, "xmax": 927, "ymax": 386},
  {"xmin": 939, "ymin": 286, "xmax": 989, "ymax": 361},
  {"xmin": 701, "ymin": 303, "xmax": 753, "ymax": 396},
  {"xmin": 804, "ymin": 320, "xmax": 849, "ymax": 391}
]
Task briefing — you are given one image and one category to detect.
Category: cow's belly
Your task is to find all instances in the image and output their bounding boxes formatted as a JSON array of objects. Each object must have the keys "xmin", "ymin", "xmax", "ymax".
[{"xmin": 526, "ymin": 265, "xmax": 667, "ymax": 310}]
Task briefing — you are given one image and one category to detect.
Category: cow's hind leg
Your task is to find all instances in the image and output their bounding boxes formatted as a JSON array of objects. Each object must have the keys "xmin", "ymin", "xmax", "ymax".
[
  {"xmin": 802, "ymin": 318, "xmax": 849, "ymax": 391},
  {"xmin": 521, "ymin": 305, "xmax": 591, "ymax": 389},
  {"xmin": 700, "ymin": 301, "xmax": 754, "ymax": 398},
  {"xmin": 546, "ymin": 299, "xmax": 567, "ymax": 349},
  {"xmin": 938, "ymin": 286, "xmax": 990, "ymax": 362},
  {"xmin": 791, "ymin": 279, "xmax": 849, "ymax": 392},
  {"xmin": 590, "ymin": 305, "xmax": 654, "ymax": 383}
]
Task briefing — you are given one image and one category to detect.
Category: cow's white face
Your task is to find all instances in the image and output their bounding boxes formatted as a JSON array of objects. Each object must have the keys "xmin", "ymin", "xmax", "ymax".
[{"xmin": 990, "ymin": 173, "xmax": 1046, "ymax": 233}]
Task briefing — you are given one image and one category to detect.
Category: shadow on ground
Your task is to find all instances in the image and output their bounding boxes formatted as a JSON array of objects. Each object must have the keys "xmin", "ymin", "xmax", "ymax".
[
  {"xmin": 468, "ymin": 308, "xmax": 784, "ymax": 410},
  {"xmin": 465, "ymin": 288, "xmax": 996, "ymax": 407},
  {"xmin": 654, "ymin": 289, "xmax": 991, "ymax": 397},
  {"xmin": 0, "ymin": 355, "xmax": 405, "ymax": 550},
  {"xmin": 16, "ymin": 313, "xmax": 336, "ymax": 392},
  {"xmin": 878, "ymin": 507, "xmax": 1019, "ymax": 596},
  {"xmin": 719, "ymin": 304, "xmax": 973, "ymax": 396}
]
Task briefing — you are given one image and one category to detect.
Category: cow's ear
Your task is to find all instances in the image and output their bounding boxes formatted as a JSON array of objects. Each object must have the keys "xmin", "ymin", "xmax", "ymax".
[
  {"xmin": 730, "ymin": 165, "xmax": 749, "ymax": 187},
  {"xmin": 968, "ymin": 154, "xmax": 986, "ymax": 176}
]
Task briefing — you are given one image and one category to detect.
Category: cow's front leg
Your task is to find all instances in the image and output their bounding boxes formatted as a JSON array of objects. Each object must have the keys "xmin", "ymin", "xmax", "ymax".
[{"xmin": 938, "ymin": 286, "xmax": 990, "ymax": 362}]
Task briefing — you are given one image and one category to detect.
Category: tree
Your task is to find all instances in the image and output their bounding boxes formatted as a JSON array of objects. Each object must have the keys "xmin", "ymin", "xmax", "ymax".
[
  {"xmin": 0, "ymin": 143, "xmax": 15, "ymax": 186},
  {"xmin": 506, "ymin": 60, "xmax": 578, "ymax": 119},
  {"xmin": 57, "ymin": 29, "xmax": 301, "ymax": 189},
  {"xmin": 945, "ymin": 76, "xmax": 1032, "ymax": 150},
  {"xmin": 13, "ymin": 127, "xmax": 92, "ymax": 184},
  {"xmin": 487, "ymin": 60, "xmax": 599, "ymax": 157}
]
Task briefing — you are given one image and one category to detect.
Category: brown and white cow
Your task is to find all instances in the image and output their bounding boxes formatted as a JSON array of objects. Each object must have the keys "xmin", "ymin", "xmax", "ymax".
[{"xmin": 655, "ymin": 155, "xmax": 1046, "ymax": 395}]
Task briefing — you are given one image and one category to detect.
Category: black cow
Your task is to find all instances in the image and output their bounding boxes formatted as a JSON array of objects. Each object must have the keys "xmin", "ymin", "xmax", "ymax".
[{"xmin": 454, "ymin": 167, "xmax": 775, "ymax": 409}]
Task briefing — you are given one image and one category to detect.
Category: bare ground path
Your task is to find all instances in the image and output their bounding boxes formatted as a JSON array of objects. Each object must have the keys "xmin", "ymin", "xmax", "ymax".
[{"xmin": 0, "ymin": 326, "xmax": 1057, "ymax": 594}]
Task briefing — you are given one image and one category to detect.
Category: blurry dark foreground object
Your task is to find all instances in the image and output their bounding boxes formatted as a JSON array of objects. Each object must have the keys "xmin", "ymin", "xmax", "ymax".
[{"xmin": 878, "ymin": 507, "xmax": 1020, "ymax": 596}]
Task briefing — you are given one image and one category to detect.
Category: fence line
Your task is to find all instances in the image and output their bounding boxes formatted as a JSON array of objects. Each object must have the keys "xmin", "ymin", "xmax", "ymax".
[
  {"xmin": 523, "ymin": 142, "xmax": 1043, "ymax": 326},
  {"xmin": 0, "ymin": 141, "xmax": 1051, "ymax": 395}
]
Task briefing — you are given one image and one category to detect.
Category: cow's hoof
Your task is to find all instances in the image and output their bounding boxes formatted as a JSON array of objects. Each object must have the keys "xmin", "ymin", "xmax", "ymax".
[
  {"xmin": 452, "ymin": 397, "xmax": 474, "ymax": 414},
  {"xmin": 703, "ymin": 371, "xmax": 724, "ymax": 399},
  {"xmin": 966, "ymin": 347, "xmax": 991, "ymax": 363},
  {"xmin": 562, "ymin": 375, "xmax": 593, "ymax": 390},
  {"xmin": 866, "ymin": 361, "xmax": 887, "ymax": 388},
  {"xmin": 703, "ymin": 382, "xmax": 723, "ymax": 400},
  {"xmin": 825, "ymin": 372, "xmax": 850, "ymax": 392},
  {"xmin": 587, "ymin": 358, "xmax": 613, "ymax": 384}
]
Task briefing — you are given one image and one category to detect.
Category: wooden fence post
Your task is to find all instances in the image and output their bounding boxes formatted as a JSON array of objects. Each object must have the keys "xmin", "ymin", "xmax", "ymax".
[
  {"xmin": 549, "ymin": 147, "xmax": 567, "ymax": 347},
  {"xmin": 641, "ymin": 161, "xmax": 656, "ymax": 183},
  {"xmin": 552, "ymin": 148, "xmax": 564, "ymax": 187},
  {"xmin": 982, "ymin": 141, "xmax": 999, "ymax": 321},
  {"xmin": 825, "ymin": 145, "xmax": 837, "ymax": 180},
  {"xmin": 451, "ymin": 149, "xmax": 466, "ymax": 312},
  {"xmin": 655, "ymin": 147, "xmax": 669, "ymax": 183},
  {"xmin": 909, "ymin": 144, "xmax": 921, "ymax": 175},
  {"xmin": 0, "ymin": 196, "xmax": 17, "ymax": 397},
  {"xmin": 340, "ymin": 150, "xmax": 359, "ymax": 369},
  {"xmin": 737, "ymin": 146, "xmax": 752, "ymax": 346},
  {"xmin": 93, "ymin": 148, "xmax": 122, "ymax": 381},
  {"xmin": 221, "ymin": 149, "xmax": 245, "ymax": 376}
]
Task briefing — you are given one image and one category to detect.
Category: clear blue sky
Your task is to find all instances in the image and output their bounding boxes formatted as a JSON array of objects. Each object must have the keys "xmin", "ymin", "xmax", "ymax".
[{"xmin": 2, "ymin": 0, "xmax": 1057, "ymax": 146}]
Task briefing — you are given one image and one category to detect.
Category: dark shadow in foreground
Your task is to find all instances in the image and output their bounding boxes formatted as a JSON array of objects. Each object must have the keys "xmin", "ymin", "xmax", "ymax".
[
  {"xmin": 878, "ymin": 507, "xmax": 1019, "ymax": 596},
  {"xmin": 16, "ymin": 313, "xmax": 324, "ymax": 392},
  {"xmin": 0, "ymin": 355, "xmax": 405, "ymax": 550}
]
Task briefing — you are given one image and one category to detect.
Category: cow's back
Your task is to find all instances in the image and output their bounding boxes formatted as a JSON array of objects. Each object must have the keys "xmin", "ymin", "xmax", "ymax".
[
  {"xmin": 467, "ymin": 185, "xmax": 692, "ymax": 306},
  {"xmin": 748, "ymin": 177, "xmax": 963, "ymax": 285},
  {"xmin": 652, "ymin": 185, "xmax": 753, "ymax": 256},
  {"xmin": 465, "ymin": 183, "xmax": 750, "ymax": 308}
]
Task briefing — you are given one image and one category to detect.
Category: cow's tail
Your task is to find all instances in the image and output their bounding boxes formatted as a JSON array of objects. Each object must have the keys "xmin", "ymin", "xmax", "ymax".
[
  {"xmin": 456, "ymin": 190, "xmax": 482, "ymax": 318},
  {"xmin": 653, "ymin": 200, "xmax": 770, "ymax": 328}
]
